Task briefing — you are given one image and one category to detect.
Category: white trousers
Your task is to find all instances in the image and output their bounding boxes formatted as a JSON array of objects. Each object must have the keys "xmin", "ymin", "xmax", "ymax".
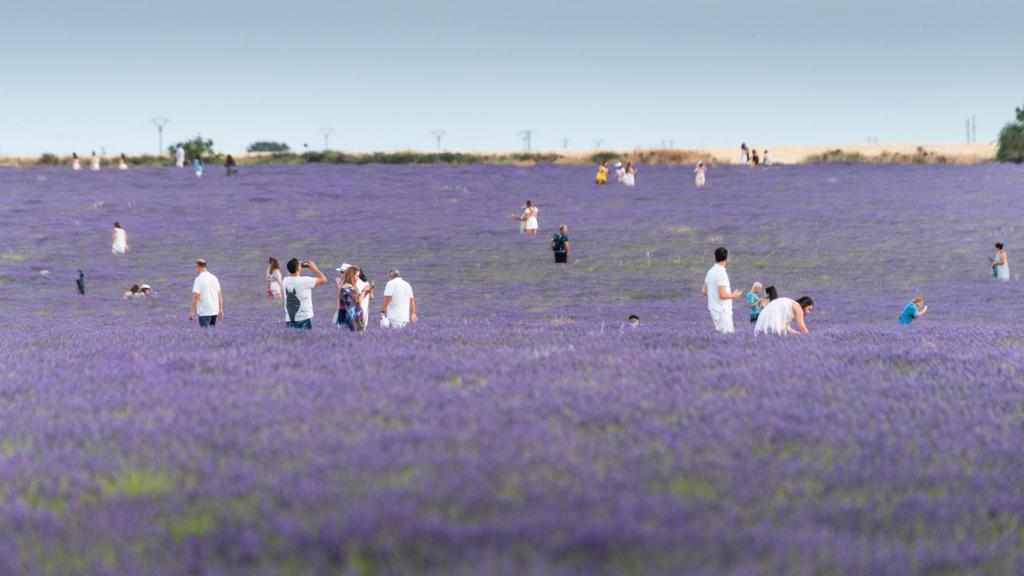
[{"xmin": 709, "ymin": 309, "xmax": 734, "ymax": 334}]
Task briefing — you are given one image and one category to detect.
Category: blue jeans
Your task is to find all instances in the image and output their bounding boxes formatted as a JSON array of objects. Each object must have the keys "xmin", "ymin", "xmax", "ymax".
[
  {"xmin": 198, "ymin": 315, "xmax": 217, "ymax": 327},
  {"xmin": 287, "ymin": 319, "xmax": 312, "ymax": 330}
]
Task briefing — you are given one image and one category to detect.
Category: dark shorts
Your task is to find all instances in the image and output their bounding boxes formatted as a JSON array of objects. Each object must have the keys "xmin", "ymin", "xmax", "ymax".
[
  {"xmin": 750, "ymin": 313, "xmax": 759, "ymax": 324},
  {"xmin": 554, "ymin": 252, "xmax": 568, "ymax": 264},
  {"xmin": 287, "ymin": 319, "xmax": 313, "ymax": 330},
  {"xmin": 198, "ymin": 315, "xmax": 217, "ymax": 327}
]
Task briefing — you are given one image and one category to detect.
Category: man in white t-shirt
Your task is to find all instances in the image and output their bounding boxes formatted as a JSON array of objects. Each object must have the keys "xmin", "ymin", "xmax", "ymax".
[
  {"xmin": 188, "ymin": 259, "xmax": 222, "ymax": 327},
  {"xmin": 380, "ymin": 269, "xmax": 417, "ymax": 328},
  {"xmin": 701, "ymin": 247, "xmax": 743, "ymax": 334},
  {"xmin": 282, "ymin": 258, "xmax": 326, "ymax": 329}
]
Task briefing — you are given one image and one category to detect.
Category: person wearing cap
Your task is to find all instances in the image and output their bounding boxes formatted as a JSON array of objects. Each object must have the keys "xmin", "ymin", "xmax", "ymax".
[
  {"xmin": 335, "ymin": 263, "xmax": 373, "ymax": 330},
  {"xmin": 139, "ymin": 284, "xmax": 152, "ymax": 298},
  {"xmin": 282, "ymin": 258, "xmax": 326, "ymax": 329},
  {"xmin": 380, "ymin": 269, "xmax": 416, "ymax": 328},
  {"xmin": 614, "ymin": 161, "xmax": 625, "ymax": 183},
  {"xmin": 188, "ymin": 259, "xmax": 222, "ymax": 327}
]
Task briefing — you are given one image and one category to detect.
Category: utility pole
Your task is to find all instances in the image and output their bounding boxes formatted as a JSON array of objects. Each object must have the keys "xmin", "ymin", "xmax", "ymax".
[
  {"xmin": 431, "ymin": 130, "xmax": 446, "ymax": 151},
  {"xmin": 966, "ymin": 119, "xmax": 971, "ymax": 143},
  {"xmin": 559, "ymin": 137, "xmax": 569, "ymax": 150},
  {"xmin": 319, "ymin": 127, "xmax": 335, "ymax": 151},
  {"xmin": 518, "ymin": 130, "xmax": 533, "ymax": 153},
  {"xmin": 151, "ymin": 117, "xmax": 169, "ymax": 155},
  {"xmin": 971, "ymin": 115, "xmax": 977, "ymax": 143}
]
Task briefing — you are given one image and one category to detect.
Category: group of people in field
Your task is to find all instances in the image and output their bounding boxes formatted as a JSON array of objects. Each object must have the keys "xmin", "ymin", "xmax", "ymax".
[
  {"xmin": 515, "ymin": 201, "xmax": 571, "ymax": 266},
  {"xmin": 739, "ymin": 143, "xmax": 772, "ymax": 166},
  {"xmin": 595, "ymin": 161, "xmax": 637, "ymax": 187},
  {"xmin": 71, "ymin": 145, "xmax": 238, "ymax": 178}
]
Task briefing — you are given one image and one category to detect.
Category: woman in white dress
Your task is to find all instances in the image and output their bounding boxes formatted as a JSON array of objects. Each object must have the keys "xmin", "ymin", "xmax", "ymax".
[
  {"xmin": 694, "ymin": 161, "xmax": 707, "ymax": 188},
  {"xmin": 266, "ymin": 257, "xmax": 283, "ymax": 299},
  {"xmin": 991, "ymin": 243, "xmax": 1009, "ymax": 281},
  {"xmin": 118, "ymin": 154, "xmax": 129, "ymax": 170},
  {"xmin": 71, "ymin": 153, "xmax": 81, "ymax": 171},
  {"xmin": 522, "ymin": 200, "xmax": 539, "ymax": 236},
  {"xmin": 111, "ymin": 222, "xmax": 128, "ymax": 255},
  {"xmin": 90, "ymin": 151, "xmax": 101, "ymax": 171},
  {"xmin": 623, "ymin": 162, "xmax": 637, "ymax": 187},
  {"xmin": 754, "ymin": 296, "xmax": 814, "ymax": 335}
]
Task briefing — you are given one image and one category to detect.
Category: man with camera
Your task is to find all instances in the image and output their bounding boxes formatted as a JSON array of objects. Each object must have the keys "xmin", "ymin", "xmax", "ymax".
[{"xmin": 282, "ymin": 258, "xmax": 326, "ymax": 329}]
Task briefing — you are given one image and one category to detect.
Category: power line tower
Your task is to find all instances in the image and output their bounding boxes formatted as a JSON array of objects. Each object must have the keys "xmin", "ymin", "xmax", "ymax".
[
  {"xmin": 592, "ymin": 139, "xmax": 604, "ymax": 150},
  {"xmin": 966, "ymin": 118, "xmax": 971, "ymax": 143},
  {"xmin": 559, "ymin": 137, "xmax": 569, "ymax": 150},
  {"xmin": 151, "ymin": 117, "xmax": 169, "ymax": 155},
  {"xmin": 971, "ymin": 115, "xmax": 977, "ymax": 143},
  {"xmin": 661, "ymin": 139, "xmax": 675, "ymax": 149},
  {"xmin": 518, "ymin": 130, "xmax": 533, "ymax": 153},
  {"xmin": 431, "ymin": 130, "xmax": 446, "ymax": 151},
  {"xmin": 319, "ymin": 127, "xmax": 335, "ymax": 151}
]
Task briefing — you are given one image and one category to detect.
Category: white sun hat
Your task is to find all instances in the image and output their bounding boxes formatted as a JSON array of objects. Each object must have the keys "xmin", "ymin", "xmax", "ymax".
[{"xmin": 335, "ymin": 263, "xmax": 352, "ymax": 272}]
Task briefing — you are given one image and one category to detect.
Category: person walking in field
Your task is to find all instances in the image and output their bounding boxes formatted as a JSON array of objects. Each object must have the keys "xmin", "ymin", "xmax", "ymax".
[
  {"xmin": 336, "ymin": 266, "xmax": 366, "ymax": 331},
  {"xmin": 282, "ymin": 258, "xmax": 326, "ymax": 329},
  {"xmin": 763, "ymin": 150, "xmax": 773, "ymax": 166},
  {"xmin": 72, "ymin": 153, "xmax": 81, "ymax": 171},
  {"xmin": 740, "ymin": 143, "xmax": 749, "ymax": 165},
  {"xmin": 188, "ymin": 259, "xmax": 223, "ymax": 327},
  {"xmin": 118, "ymin": 154, "xmax": 129, "ymax": 170},
  {"xmin": 991, "ymin": 243, "xmax": 1009, "ymax": 281},
  {"xmin": 266, "ymin": 257, "xmax": 283, "ymax": 300},
  {"xmin": 615, "ymin": 162, "xmax": 626, "ymax": 183},
  {"xmin": 746, "ymin": 281, "xmax": 766, "ymax": 323},
  {"xmin": 193, "ymin": 157, "xmax": 204, "ymax": 178},
  {"xmin": 694, "ymin": 161, "xmax": 707, "ymax": 188},
  {"xmin": 622, "ymin": 162, "xmax": 637, "ymax": 187},
  {"xmin": 751, "ymin": 149, "xmax": 760, "ymax": 166},
  {"xmin": 595, "ymin": 160, "xmax": 609, "ymax": 185},
  {"xmin": 90, "ymin": 151, "xmax": 101, "ymax": 171},
  {"xmin": 551, "ymin": 225, "xmax": 570, "ymax": 266},
  {"xmin": 754, "ymin": 296, "xmax": 814, "ymax": 335},
  {"xmin": 899, "ymin": 297, "xmax": 928, "ymax": 325},
  {"xmin": 380, "ymin": 270, "xmax": 417, "ymax": 328},
  {"xmin": 175, "ymin": 145, "xmax": 186, "ymax": 168},
  {"xmin": 521, "ymin": 200, "xmax": 539, "ymax": 236},
  {"xmin": 111, "ymin": 222, "xmax": 128, "ymax": 254},
  {"xmin": 701, "ymin": 247, "xmax": 743, "ymax": 334},
  {"xmin": 224, "ymin": 154, "xmax": 238, "ymax": 176}
]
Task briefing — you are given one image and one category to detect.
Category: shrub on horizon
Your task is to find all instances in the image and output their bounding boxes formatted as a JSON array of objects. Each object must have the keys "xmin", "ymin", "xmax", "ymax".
[
  {"xmin": 247, "ymin": 141, "xmax": 290, "ymax": 153},
  {"xmin": 38, "ymin": 153, "xmax": 60, "ymax": 166},
  {"xmin": 997, "ymin": 107, "xmax": 1024, "ymax": 163},
  {"xmin": 168, "ymin": 136, "xmax": 217, "ymax": 162}
]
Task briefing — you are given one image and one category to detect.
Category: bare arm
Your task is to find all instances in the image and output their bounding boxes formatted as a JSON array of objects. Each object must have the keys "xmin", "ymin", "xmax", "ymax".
[
  {"xmin": 308, "ymin": 262, "xmax": 327, "ymax": 286},
  {"xmin": 188, "ymin": 292, "xmax": 200, "ymax": 320},
  {"xmin": 718, "ymin": 285, "xmax": 743, "ymax": 300},
  {"xmin": 793, "ymin": 303, "xmax": 809, "ymax": 334},
  {"xmin": 380, "ymin": 295, "xmax": 393, "ymax": 316},
  {"xmin": 217, "ymin": 290, "xmax": 223, "ymax": 319},
  {"xmin": 410, "ymin": 297, "xmax": 417, "ymax": 323},
  {"xmin": 1000, "ymin": 252, "xmax": 1008, "ymax": 266},
  {"xmin": 917, "ymin": 305, "xmax": 928, "ymax": 318},
  {"xmin": 701, "ymin": 282, "xmax": 708, "ymax": 296},
  {"xmin": 564, "ymin": 240, "xmax": 570, "ymax": 252}
]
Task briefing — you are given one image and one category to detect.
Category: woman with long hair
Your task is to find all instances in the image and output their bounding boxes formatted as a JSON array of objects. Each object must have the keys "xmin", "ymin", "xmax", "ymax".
[
  {"xmin": 754, "ymin": 296, "xmax": 814, "ymax": 335},
  {"xmin": 991, "ymin": 242, "xmax": 1009, "ymax": 281},
  {"xmin": 336, "ymin": 266, "xmax": 364, "ymax": 331},
  {"xmin": 266, "ymin": 257, "xmax": 283, "ymax": 299},
  {"xmin": 623, "ymin": 162, "xmax": 637, "ymax": 187},
  {"xmin": 521, "ymin": 200, "xmax": 539, "ymax": 236}
]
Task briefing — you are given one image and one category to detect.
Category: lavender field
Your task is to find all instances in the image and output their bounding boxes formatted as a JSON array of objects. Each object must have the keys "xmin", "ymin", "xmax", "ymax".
[{"xmin": 1, "ymin": 162, "xmax": 1023, "ymax": 575}]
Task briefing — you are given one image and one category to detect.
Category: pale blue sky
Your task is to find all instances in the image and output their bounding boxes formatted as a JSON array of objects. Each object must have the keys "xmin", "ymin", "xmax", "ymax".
[{"xmin": 1, "ymin": 0, "xmax": 1022, "ymax": 156}]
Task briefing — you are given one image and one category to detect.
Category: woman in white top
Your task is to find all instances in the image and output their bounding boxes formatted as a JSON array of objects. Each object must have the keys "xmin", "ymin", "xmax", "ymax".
[
  {"xmin": 111, "ymin": 222, "xmax": 128, "ymax": 254},
  {"xmin": 991, "ymin": 243, "xmax": 1009, "ymax": 281},
  {"xmin": 694, "ymin": 161, "xmax": 707, "ymax": 188},
  {"xmin": 266, "ymin": 257, "xmax": 283, "ymax": 299},
  {"xmin": 754, "ymin": 296, "xmax": 814, "ymax": 335},
  {"xmin": 118, "ymin": 154, "xmax": 129, "ymax": 170},
  {"xmin": 72, "ymin": 153, "xmax": 81, "ymax": 171},
  {"xmin": 522, "ymin": 200, "xmax": 539, "ymax": 235},
  {"xmin": 90, "ymin": 152, "xmax": 101, "ymax": 171},
  {"xmin": 623, "ymin": 162, "xmax": 637, "ymax": 187}
]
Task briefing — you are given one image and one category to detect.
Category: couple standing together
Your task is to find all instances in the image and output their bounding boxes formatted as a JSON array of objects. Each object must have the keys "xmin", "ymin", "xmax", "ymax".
[{"xmin": 702, "ymin": 247, "xmax": 813, "ymax": 335}]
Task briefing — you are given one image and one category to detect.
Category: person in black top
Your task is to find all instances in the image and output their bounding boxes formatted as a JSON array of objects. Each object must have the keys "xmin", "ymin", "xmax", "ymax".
[
  {"xmin": 551, "ymin": 225, "xmax": 570, "ymax": 266},
  {"xmin": 224, "ymin": 154, "xmax": 238, "ymax": 176}
]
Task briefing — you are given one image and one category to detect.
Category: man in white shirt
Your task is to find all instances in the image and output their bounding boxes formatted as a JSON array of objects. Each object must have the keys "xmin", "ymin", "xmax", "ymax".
[
  {"xmin": 380, "ymin": 269, "xmax": 417, "ymax": 328},
  {"xmin": 188, "ymin": 259, "xmax": 222, "ymax": 327},
  {"xmin": 701, "ymin": 247, "xmax": 743, "ymax": 334},
  {"xmin": 282, "ymin": 258, "xmax": 326, "ymax": 329}
]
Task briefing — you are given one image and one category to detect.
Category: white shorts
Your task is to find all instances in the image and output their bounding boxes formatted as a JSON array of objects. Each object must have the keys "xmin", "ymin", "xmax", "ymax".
[
  {"xmin": 525, "ymin": 218, "xmax": 538, "ymax": 231},
  {"xmin": 388, "ymin": 320, "xmax": 408, "ymax": 329},
  {"xmin": 709, "ymin": 309, "xmax": 734, "ymax": 334}
]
